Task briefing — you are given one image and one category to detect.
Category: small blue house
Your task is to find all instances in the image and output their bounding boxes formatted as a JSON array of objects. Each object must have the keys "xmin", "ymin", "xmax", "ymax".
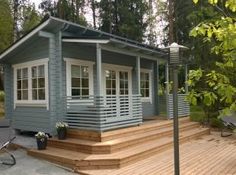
[{"xmin": 0, "ymin": 17, "xmax": 170, "ymax": 133}]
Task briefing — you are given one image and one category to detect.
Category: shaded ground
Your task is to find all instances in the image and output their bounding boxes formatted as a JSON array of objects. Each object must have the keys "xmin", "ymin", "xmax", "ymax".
[{"xmin": 0, "ymin": 149, "xmax": 76, "ymax": 175}]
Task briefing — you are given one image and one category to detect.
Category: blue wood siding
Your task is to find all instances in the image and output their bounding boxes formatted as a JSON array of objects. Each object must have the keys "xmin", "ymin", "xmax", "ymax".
[{"xmin": 3, "ymin": 38, "xmax": 52, "ymax": 133}]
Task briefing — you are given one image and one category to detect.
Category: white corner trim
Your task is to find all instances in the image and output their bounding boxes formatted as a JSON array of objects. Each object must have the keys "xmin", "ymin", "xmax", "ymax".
[
  {"xmin": 0, "ymin": 19, "xmax": 50, "ymax": 60},
  {"xmin": 62, "ymin": 39, "xmax": 110, "ymax": 44}
]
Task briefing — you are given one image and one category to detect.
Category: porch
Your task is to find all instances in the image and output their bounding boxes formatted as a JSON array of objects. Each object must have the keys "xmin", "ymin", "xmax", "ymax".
[{"xmin": 28, "ymin": 117, "xmax": 210, "ymax": 172}]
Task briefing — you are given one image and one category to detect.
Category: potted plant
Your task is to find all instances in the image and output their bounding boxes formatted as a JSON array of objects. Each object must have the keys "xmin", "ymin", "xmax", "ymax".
[
  {"xmin": 35, "ymin": 132, "xmax": 48, "ymax": 150},
  {"xmin": 56, "ymin": 122, "xmax": 68, "ymax": 140}
]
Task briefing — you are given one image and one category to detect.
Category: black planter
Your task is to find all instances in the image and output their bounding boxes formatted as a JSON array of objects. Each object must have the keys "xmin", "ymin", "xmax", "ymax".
[
  {"xmin": 57, "ymin": 128, "xmax": 67, "ymax": 140},
  {"xmin": 36, "ymin": 137, "xmax": 47, "ymax": 150}
]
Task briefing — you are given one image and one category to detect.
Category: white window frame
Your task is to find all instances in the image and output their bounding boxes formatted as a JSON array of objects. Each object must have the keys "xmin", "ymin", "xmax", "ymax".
[
  {"xmin": 64, "ymin": 58, "xmax": 94, "ymax": 98},
  {"xmin": 102, "ymin": 63, "xmax": 132, "ymax": 96},
  {"xmin": 13, "ymin": 58, "xmax": 49, "ymax": 109},
  {"xmin": 140, "ymin": 68, "xmax": 152, "ymax": 103}
]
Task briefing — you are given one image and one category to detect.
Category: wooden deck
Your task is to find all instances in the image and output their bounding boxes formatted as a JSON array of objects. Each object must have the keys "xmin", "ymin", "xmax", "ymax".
[
  {"xmin": 80, "ymin": 132, "xmax": 236, "ymax": 175},
  {"xmin": 28, "ymin": 117, "xmax": 211, "ymax": 173}
]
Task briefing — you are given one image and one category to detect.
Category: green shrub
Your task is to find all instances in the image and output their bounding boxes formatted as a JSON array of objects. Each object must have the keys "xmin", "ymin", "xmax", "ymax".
[
  {"xmin": 0, "ymin": 91, "xmax": 4, "ymax": 102},
  {"xmin": 210, "ymin": 118, "xmax": 224, "ymax": 128}
]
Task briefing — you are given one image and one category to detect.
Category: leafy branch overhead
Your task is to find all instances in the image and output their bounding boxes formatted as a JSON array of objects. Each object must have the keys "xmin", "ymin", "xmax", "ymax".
[{"xmin": 187, "ymin": 0, "xmax": 236, "ymax": 115}]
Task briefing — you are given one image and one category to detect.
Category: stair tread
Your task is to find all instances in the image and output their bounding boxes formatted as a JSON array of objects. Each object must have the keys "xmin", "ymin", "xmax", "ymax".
[
  {"xmin": 49, "ymin": 121, "xmax": 199, "ymax": 147},
  {"xmin": 84, "ymin": 127, "xmax": 208, "ymax": 160},
  {"xmin": 31, "ymin": 127, "xmax": 209, "ymax": 162},
  {"xmin": 100, "ymin": 117, "xmax": 190, "ymax": 138}
]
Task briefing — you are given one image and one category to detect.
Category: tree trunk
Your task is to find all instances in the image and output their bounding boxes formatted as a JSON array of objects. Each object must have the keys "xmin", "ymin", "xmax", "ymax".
[
  {"xmin": 91, "ymin": 0, "xmax": 96, "ymax": 28},
  {"xmin": 168, "ymin": 0, "xmax": 174, "ymax": 44},
  {"xmin": 13, "ymin": 0, "xmax": 19, "ymax": 42}
]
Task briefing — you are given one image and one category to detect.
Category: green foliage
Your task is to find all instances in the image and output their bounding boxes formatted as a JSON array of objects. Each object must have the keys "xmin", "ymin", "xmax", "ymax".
[
  {"xmin": 187, "ymin": 0, "xmax": 236, "ymax": 121},
  {"xmin": 0, "ymin": 0, "xmax": 13, "ymax": 52},
  {"xmin": 0, "ymin": 91, "xmax": 5, "ymax": 102},
  {"xmin": 99, "ymin": 0, "xmax": 148, "ymax": 42}
]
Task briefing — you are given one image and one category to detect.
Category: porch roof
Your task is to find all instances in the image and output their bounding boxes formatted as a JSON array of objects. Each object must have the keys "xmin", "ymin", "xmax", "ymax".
[{"xmin": 0, "ymin": 16, "xmax": 167, "ymax": 62}]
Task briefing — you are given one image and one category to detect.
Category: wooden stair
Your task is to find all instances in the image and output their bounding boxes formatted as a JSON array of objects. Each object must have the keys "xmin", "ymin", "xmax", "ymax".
[{"xmin": 28, "ymin": 117, "xmax": 210, "ymax": 173}]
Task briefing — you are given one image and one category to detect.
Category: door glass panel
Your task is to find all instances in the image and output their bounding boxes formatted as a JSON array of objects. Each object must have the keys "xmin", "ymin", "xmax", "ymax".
[
  {"xmin": 105, "ymin": 70, "xmax": 116, "ymax": 95},
  {"xmin": 119, "ymin": 71, "xmax": 129, "ymax": 95}
]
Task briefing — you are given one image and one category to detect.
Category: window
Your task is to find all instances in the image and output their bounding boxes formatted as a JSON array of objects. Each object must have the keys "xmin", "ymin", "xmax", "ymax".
[
  {"xmin": 65, "ymin": 58, "xmax": 94, "ymax": 98},
  {"xmin": 32, "ymin": 65, "xmax": 45, "ymax": 100},
  {"xmin": 105, "ymin": 70, "xmax": 116, "ymax": 95},
  {"xmin": 13, "ymin": 58, "xmax": 48, "ymax": 108},
  {"xmin": 71, "ymin": 65, "xmax": 89, "ymax": 96},
  {"xmin": 17, "ymin": 68, "xmax": 28, "ymax": 100},
  {"xmin": 140, "ymin": 70, "xmax": 152, "ymax": 102}
]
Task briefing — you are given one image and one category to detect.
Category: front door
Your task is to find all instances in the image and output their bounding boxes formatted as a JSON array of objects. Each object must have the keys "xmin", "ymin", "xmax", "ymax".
[{"xmin": 103, "ymin": 65, "xmax": 132, "ymax": 121}]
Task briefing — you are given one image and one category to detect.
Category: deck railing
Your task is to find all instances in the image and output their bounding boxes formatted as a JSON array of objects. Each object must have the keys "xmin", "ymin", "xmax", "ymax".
[{"xmin": 64, "ymin": 94, "xmax": 143, "ymax": 131}]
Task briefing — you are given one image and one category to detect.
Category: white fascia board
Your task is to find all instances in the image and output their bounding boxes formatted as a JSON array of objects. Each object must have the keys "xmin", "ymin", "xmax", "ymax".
[
  {"xmin": 62, "ymin": 39, "xmax": 110, "ymax": 44},
  {"xmin": 0, "ymin": 19, "xmax": 50, "ymax": 60}
]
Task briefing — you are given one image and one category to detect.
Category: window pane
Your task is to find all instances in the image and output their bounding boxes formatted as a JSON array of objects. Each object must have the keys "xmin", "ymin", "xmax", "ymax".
[
  {"xmin": 72, "ymin": 78, "xmax": 80, "ymax": 87},
  {"xmin": 22, "ymin": 90, "xmax": 28, "ymax": 100},
  {"xmin": 112, "ymin": 80, "xmax": 116, "ymax": 88},
  {"xmin": 32, "ymin": 89, "xmax": 37, "ymax": 100},
  {"xmin": 146, "ymin": 89, "xmax": 149, "ymax": 97},
  {"xmin": 32, "ymin": 66, "xmax": 37, "ymax": 78},
  {"xmin": 106, "ymin": 89, "xmax": 111, "ymax": 95},
  {"xmin": 71, "ymin": 65, "xmax": 80, "ymax": 77},
  {"xmin": 72, "ymin": 89, "xmax": 80, "ymax": 96},
  {"xmin": 22, "ymin": 80, "xmax": 28, "ymax": 89},
  {"xmin": 124, "ymin": 81, "xmax": 128, "ymax": 89},
  {"xmin": 106, "ymin": 80, "xmax": 111, "ymax": 88},
  {"xmin": 111, "ymin": 71, "xmax": 116, "ymax": 79},
  {"xmin": 17, "ymin": 69, "xmax": 21, "ymax": 79},
  {"xmin": 38, "ymin": 78, "xmax": 45, "ymax": 88},
  {"xmin": 32, "ymin": 79, "xmax": 37, "ymax": 88},
  {"xmin": 112, "ymin": 90, "xmax": 116, "ymax": 95},
  {"xmin": 17, "ymin": 91, "xmax": 21, "ymax": 100},
  {"xmin": 120, "ymin": 80, "xmax": 124, "ymax": 89},
  {"xmin": 82, "ymin": 89, "xmax": 89, "ymax": 95},
  {"xmin": 81, "ymin": 66, "xmax": 88, "ymax": 77},
  {"xmin": 105, "ymin": 70, "xmax": 111, "ymax": 78},
  {"xmin": 141, "ymin": 89, "xmax": 144, "ymax": 97},
  {"xmin": 146, "ymin": 81, "xmax": 149, "ymax": 88},
  {"xmin": 141, "ymin": 73, "xmax": 145, "ymax": 80},
  {"xmin": 141, "ymin": 81, "xmax": 145, "ymax": 88},
  {"xmin": 17, "ymin": 80, "xmax": 21, "ymax": 89},
  {"xmin": 82, "ymin": 78, "xmax": 89, "ymax": 88},
  {"xmin": 38, "ymin": 65, "xmax": 45, "ymax": 77},
  {"xmin": 38, "ymin": 89, "xmax": 45, "ymax": 100},
  {"xmin": 22, "ymin": 68, "xmax": 28, "ymax": 78},
  {"xmin": 120, "ymin": 72, "xmax": 124, "ymax": 79},
  {"xmin": 125, "ymin": 90, "xmax": 128, "ymax": 95}
]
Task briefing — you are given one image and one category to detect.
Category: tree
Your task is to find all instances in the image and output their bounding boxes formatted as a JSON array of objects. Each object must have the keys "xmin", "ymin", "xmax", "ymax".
[
  {"xmin": 99, "ymin": 0, "xmax": 148, "ymax": 42},
  {"xmin": 39, "ymin": 0, "xmax": 87, "ymax": 25},
  {"xmin": 21, "ymin": 3, "xmax": 42, "ymax": 35},
  {"xmin": 187, "ymin": 0, "xmax": 236, "ymax": 121},
  {"xmin": 0, "ymin": 0, "xmax": 13, "ymax": 52}
]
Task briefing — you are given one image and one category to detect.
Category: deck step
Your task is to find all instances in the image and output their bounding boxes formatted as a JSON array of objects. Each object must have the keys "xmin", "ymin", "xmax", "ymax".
[
  {"xmin": 48, "ymin": 121, "xmax": 199, "ymax": 154},
  {"xmin": 28, "ymin": 126, "xmax": 210, "ymax": 170},
  {"xmin": 67, "ymin": 117, "xmax": 191, "ymax": 142}
]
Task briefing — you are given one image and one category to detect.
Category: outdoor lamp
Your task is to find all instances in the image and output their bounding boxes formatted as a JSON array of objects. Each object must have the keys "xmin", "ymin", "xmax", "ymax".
[
  {"xmin": 164, "ymin": 42, "xmax": 188, "ymax": 65},
  {"xmin": 163, "ymin": 42, "xmax": 189, "ymax": 175}
]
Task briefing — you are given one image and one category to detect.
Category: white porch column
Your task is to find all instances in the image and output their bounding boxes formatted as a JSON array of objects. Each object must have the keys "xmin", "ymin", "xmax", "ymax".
[
  {"xmin": 96, "ymin": 43, "xmax": 102, "ymax": 96},
  {"xmin": 185, "ymin": 64, "xmax": 188, "ymax": 94},
  {"xmin": 136, "ymin": 56, "xmax": 141, "ymax": 95},
  {"xmin": 165, "ymin": 63, "xmax": 170, "ymax": 118}
]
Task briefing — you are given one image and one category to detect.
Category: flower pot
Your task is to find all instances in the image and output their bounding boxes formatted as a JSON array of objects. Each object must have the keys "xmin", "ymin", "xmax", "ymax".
[
  {"xmin": 36, "ymin": 137, "xmax": 47, "ymax": 150},
  {"xmin": 57, "ymin": 128, "xmax": 67, "ymax": 140}
]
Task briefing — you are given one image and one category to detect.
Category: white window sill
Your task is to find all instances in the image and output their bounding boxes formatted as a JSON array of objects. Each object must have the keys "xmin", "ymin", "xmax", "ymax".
[{"xmin": 15, "ymin": 102, "xmax": 48, "ymax": 108}]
